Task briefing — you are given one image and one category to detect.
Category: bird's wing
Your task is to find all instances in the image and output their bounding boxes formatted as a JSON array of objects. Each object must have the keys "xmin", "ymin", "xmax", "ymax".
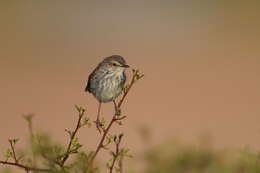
[
  {"xmin": 85, "ymin": 63, "xmax": 105, "ymax": 92},
  {"xmin": 85, "ymin": 72, "xmax": 93, "ymax": 92},
  {"xmin": 85, "ymin": 65, "xmax": 98, "ymax": 92}
]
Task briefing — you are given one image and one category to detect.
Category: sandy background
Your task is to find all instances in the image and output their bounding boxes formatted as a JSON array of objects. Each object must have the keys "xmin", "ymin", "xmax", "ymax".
[{"xmin": 0, "ymin": 0, "xmax": 260, "ymax": 166}]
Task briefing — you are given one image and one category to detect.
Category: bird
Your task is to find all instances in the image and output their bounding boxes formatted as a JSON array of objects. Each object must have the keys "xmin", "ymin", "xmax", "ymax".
[{"xmin": 85, "ymin": 55, "xmax": 129, "ymax": 132}]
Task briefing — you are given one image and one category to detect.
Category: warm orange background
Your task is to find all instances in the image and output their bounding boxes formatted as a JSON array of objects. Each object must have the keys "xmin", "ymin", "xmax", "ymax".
[{"xmin": 1, "ymin": 0, "xmax": 260, "ymax": 165}]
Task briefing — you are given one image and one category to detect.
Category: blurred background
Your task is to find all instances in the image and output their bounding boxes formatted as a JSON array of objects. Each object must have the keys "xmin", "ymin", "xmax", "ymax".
[{"xmin": 1, "ymin": 0, "xmax": 260, "ymax": 172}]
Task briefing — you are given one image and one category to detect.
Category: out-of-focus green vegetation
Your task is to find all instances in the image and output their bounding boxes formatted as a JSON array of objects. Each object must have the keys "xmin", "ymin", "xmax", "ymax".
[
  {"xmin": 3, "ymin": 131, "xmax": 260, "ymax": 173},
  {"xmin": 1, "ymin": 112, "xmax": 98, "ymax": 173},
  {"xmin": 143, "ymin": 141, "xmax": 260, "ymax": 173}
]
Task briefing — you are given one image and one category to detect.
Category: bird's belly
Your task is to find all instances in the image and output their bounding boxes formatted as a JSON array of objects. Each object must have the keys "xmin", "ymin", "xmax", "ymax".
[{"xmin": 95, "ymin": 75, "xmax": 124, "ymax": 102}]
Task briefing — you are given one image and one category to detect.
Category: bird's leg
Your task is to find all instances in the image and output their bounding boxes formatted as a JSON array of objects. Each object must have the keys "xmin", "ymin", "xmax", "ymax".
[
  {"xmin": 95, "ymin": 102, "xmax": 102, "ymax": 133},
  {"xmin": 113, "ymin": 100, "xmax": 121, "ymax": 116}
]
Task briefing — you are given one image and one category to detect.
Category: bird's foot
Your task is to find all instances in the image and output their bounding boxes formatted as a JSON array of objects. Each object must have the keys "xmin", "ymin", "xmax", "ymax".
[
  {"xmin": 115, "ymin": 107, "xmax": 121, "ymax": 116},
  {"xmin": 94, "ymin": 119, "xmax": 103, "ymax": 134}
]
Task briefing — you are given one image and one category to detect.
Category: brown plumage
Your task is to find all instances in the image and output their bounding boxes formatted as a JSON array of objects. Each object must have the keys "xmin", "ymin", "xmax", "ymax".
[{"xmin": 85, "ymin": 55, "xmax": 129, "ymax": 132}]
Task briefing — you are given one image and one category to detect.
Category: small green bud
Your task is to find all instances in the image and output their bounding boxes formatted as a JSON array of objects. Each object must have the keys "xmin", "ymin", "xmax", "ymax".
[
  {"xmin": 81, "ymin": 117, "xmax": 91, "ymax": 127},
  {"xmin": 100, "ymin": 118, "xmax": 106, "ymax": 126},
  {"xmin": 71, "ymin": 137, "xmax": 79, "ymax": 146},
  {"xmin": 65, "ymin": 129, "xmax": 73, "ymax": 137},
  {"xmin": 8, "ymin": 138, "xmax": 19, "ymax": 145}
]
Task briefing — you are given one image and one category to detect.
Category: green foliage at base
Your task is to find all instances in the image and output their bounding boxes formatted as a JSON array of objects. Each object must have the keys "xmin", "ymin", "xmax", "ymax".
[{"xmin": 143, "ymin": 141, "xmax": 260, "ymax": 173}]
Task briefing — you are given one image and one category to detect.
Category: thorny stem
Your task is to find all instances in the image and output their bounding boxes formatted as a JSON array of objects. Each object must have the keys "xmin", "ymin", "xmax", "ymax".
[{"xmin": 91, "ymin": 69, "xmax": 143, "ymax": 165}]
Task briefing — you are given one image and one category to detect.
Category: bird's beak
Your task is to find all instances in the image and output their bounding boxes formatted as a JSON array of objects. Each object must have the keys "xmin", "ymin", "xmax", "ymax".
[{"xmin": 122, "ymin": 64, "xmax": 130, "ymax": 68}]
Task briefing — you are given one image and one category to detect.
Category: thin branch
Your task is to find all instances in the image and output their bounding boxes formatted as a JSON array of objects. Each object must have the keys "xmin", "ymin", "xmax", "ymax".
[
  {"xmin": 23, "ymin": 114, "xmax": 34, "ymax": 138},
  {"xmin": 109, "ymin": 135, "xmax": 123, "ymax": 173},
  {"xmin": 118, "ymin": 70, "xmax": 139, "ymax": 108},
  {"xmin": 9, "ymin": 140, "xmax": 18, "ymax": 163},
  {"xmin": 0, "ymin": 161, "xmax": 50, "ymax": 172},
  {"xmin": 114, "ymin": 116, "xmax": 126, "ymax": 121},
  {"xmin": 118, "ymin": 155, "xmax": 124, "ymax": 173},
  {"xmin": 28, "ymin": 117, "xmax": 33, "ymax": 137},
  {"xmin": 60, "ymin": 107, "xmax": 85, "ymax": 166}
]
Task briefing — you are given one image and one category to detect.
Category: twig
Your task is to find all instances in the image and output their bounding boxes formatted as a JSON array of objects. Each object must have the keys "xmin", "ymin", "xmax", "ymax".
[
  {"xmin": 28, "ymin": 117, "xmax": 33, "ymax": 137},
  {"xmin": 23, "ymin": 114, "xmax": 34, "ymax": 138},
  {"xmin": 91, "ymin": 115, "xmax": 119, "ymax": 162},
  {"xmin": 118, "ymin": 154, "xmax": 123, "ymax": 173},
  {"xmin": 60, "ymin": 107, "xmax": 85, "ymax": 166},
  {"xmin": 109, "ymin": 134, "xmax": 123, "ymax": 173},
  {"xmin": 9, "ymin": 140, "xmax": 18, "ymax": 163},
  {"xmin": 0, "ymin": 160, "xmax": 49, "ymax": 172}
]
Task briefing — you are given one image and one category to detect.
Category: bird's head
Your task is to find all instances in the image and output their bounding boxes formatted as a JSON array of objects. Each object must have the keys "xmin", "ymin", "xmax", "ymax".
[{"xmin": 102, "ymin": 55, "xmax": 129, "ymax": 74}]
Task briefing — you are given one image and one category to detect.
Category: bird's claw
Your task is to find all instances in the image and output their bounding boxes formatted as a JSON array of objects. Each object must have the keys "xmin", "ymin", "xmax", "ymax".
[
  {"xmin": 94, "ymin": 120, "xmax": 102, "ymax": 134},
  {"xmin": 115, "ymin": 107, "xmax": 121, "ymax": 116}
]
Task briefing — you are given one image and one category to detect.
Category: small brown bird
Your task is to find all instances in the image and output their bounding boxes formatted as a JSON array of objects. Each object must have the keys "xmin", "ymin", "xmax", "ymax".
[{"xmin": 85, "ymin": 55, "xmax": 129, "ymax": 131}]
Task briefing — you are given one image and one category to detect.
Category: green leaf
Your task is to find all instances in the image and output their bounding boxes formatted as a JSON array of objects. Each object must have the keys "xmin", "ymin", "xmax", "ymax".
[
  {"xmin": 71, "ymin": 137, "xmax": 79, "ymax": 146},
  {"xmin": 120, "ymin": 148, "xmax": 133, "ymax": 158},
  {"xmin": 81, "ymin": 117, "xmax": 91, "ymax": 127},
  {"xmin": 100, "ymin": 117, "xmax": 106, "ymax": 126},
  {"xmin": 4, "ymin": 149, "xmax": 12, "ymax": 159},
  {"xmin": 75, "ymin": 105, "xmax": 86, "ymax": 115},
  {"xmin": 105, "ymin": 134, "xmax": 114, "ymax": 145}
]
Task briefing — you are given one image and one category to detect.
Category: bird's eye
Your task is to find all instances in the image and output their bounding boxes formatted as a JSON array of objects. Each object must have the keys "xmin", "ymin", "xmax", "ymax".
[{"xmin": 112, "ymin": 63, "xmax": 117, "ymax": 66}]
